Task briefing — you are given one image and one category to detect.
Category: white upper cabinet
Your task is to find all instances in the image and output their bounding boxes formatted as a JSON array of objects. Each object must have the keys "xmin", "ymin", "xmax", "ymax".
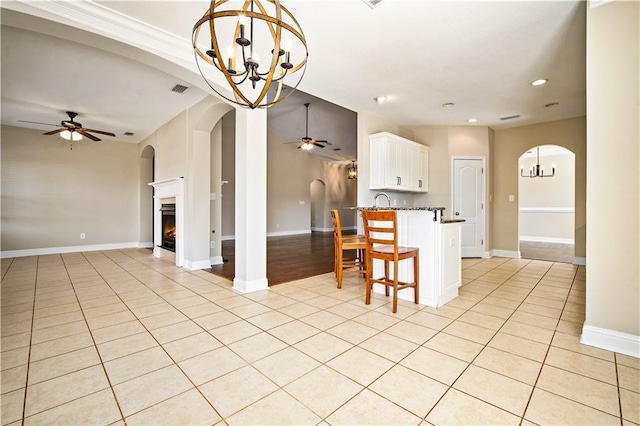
[{"xmin": 369, "ymin": 132, "xmax": 429, "ymax": 193}]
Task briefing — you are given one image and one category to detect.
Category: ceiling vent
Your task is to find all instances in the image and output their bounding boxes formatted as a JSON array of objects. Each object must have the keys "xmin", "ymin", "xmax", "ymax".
[
  {"xmin": 500, "ymin": 114, "xmax": 521, "ymax": 121},
  {"xmin": 333, "ymin": 148, "xmax": 341, "ymax": 151},
  {"xmin": 171, "ymin": 84, "xmax": 189, "ymax": 94},
  {"xmin": 124, "ymin": 132, "xmax": 135, "ymax": 136},
  {"xmin": 363, "ymin": 0, "xmax": 384, "ymax": 9}
]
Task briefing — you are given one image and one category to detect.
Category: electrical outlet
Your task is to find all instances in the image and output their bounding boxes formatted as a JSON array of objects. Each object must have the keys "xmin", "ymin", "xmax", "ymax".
[
  {"xmin": 509, "ymin": 195, "xmax": 515, "ymax": 202},
  {"xmin": 80, "ymin": 233, "xmax": 86, "ymax": 239},
  {"xmin": 210, "ymin": 241, "xmax": 215, "ymax": 249}
]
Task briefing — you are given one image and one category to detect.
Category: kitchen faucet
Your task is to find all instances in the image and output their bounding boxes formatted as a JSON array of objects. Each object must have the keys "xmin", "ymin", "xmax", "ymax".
[{"xmin": 373, "ymin": 192, "xmax": 391, "ymax": 208}]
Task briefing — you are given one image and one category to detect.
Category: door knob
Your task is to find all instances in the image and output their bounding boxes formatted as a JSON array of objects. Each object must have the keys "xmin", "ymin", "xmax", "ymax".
[{"xmin": 455, "ymin": 212, "xmax": 460, "ymax": 216}]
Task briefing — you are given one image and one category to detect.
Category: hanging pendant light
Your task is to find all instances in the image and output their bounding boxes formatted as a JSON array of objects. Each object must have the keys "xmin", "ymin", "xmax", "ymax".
[
  {"xmin": 193, "ymin": 0, "xmax": 309, "ymax": 109},
  {"xmin": 520, "ymin": 147, "xmax": 555, "ymax": 178},
  {"xmin": 347, "ymin": 161, "xmax": 358, "ymax": 179}
]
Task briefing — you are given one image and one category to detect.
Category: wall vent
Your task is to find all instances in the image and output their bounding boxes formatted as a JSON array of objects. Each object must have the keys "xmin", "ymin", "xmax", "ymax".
[
  {"xmin": 500, "ymin": 114, "xmax": 521, "ymax": 121},
  {"xmin": 171, "ymin": 84, "xmax": 189, "ymax": 94},
  {"xmin": 363, "ymin": 0, "xmax": 384, "ymax": 9}
]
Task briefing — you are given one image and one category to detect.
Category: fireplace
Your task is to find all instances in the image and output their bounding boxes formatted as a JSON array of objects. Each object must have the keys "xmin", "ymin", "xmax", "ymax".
[{"xmin": 160, "ymin": 203, "xmax": 176, "ymax": 252}]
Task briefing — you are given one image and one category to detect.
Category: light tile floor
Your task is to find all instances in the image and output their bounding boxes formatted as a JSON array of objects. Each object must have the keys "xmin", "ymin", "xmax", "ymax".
[{"xmin": 1, "ymin": 250, "xmax": 639, "ymax": 425}]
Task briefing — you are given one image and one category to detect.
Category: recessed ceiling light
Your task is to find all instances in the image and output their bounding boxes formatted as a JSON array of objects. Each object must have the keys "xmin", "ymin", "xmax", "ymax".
[
  {"xmin": 467, "ymin": 118, "xmax": 478, "ymax": 123},
  {"xmin": 544, "ymin": 102, "xmax": 559, "ymax": 108},
  {"xmin": 442, "ymin": 102, "xmax": 455, "ymax": 108},
  {"xmin": 373, "ymin": 96, "xmax": 388, "ymax": 103},
  {"xmin": 531, "ymin": 79, "xmax": 548, "ymax": 86}
]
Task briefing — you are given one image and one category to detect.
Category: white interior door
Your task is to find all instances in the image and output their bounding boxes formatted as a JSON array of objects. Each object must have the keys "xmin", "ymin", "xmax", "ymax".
[{"xmin": 453, "ymin": 158, "xmax": 485, "ymax": 258}]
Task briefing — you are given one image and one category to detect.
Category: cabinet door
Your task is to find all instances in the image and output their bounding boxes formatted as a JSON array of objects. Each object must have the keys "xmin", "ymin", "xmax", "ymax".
[
  {"xmin": 369, "ymin": 138, "xmax": 386, "ymax": 189},
  {"xmin": 384, "ymin": 139, "xmax": 400, "ymax": 187},
  {"xmin": 409, "ymin": 145, "xmax": 429, "ymax": 192},
  {"xmin": 418, "ymin": 146, "xmax": 429, "ymax": 192}
]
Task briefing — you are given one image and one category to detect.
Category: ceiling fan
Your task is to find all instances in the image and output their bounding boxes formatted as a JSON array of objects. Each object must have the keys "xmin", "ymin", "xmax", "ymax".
[
  {"xmin": 291, "ymin": 103, "xmax": 331, "ymax": 150},
  {"xmin": 19, "ymin": 111, "xmax": 116, "ymax": 142}
]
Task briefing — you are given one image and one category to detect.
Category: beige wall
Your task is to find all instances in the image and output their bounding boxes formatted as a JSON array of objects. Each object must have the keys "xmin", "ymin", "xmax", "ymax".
[
  {"xmin": 493, "ymin": 116, "xmax": 586, "ymax": 258},
  {"xmin": 1, "ymin": 125, "xmax": 139, "ymax": 251},
  {"xmin": 584, "ymin": 1, "xmax": 639, "ymax": 339}
]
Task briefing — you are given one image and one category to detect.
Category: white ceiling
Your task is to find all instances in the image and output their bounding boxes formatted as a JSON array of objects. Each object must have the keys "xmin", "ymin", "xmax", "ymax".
[{"xmin": 1, "ymin": 1, "xmax": 586, "ymax": 154}]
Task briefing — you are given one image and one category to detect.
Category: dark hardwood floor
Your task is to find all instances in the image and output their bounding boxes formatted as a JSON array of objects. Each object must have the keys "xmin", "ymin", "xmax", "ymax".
[{"xmin": 207, "ymin": 231, "xmax": 354, "ymax": 285}]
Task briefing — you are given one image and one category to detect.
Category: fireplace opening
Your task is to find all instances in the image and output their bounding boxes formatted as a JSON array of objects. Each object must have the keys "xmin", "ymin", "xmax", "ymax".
[{"xmin": 160, "ymin": 203, "xmax": 176, "ymax": 252}]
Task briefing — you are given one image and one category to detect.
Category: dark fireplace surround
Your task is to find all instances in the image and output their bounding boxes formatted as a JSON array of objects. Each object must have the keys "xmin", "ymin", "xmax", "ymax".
[{"xmin": 160, "ymin": 203, "xmax": 176, "ymax": 252}]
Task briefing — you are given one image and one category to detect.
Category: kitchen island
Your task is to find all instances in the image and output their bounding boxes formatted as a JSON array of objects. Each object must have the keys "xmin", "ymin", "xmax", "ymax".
[{"xmin": 357, "ymin": 207, "xmax": 464, "ymax": 308}]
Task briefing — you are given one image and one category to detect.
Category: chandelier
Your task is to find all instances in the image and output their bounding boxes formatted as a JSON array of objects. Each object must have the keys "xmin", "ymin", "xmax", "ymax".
[
  {"xmin": 193, "ymin": 0, "xmax": 308, "ymax": 109},
  {"xmin": 347, "ymin": 161, "xmax": 358, "ymax": 179},
  {"xmin": 521, "ymin": 147, "xmax": 555, "ymax": 178}
]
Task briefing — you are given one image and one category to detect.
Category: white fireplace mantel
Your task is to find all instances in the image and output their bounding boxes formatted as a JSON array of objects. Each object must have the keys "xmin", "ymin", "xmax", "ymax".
[{"xmin": 149, "ymin": 178, "xmax": 185, "ymax": 267}]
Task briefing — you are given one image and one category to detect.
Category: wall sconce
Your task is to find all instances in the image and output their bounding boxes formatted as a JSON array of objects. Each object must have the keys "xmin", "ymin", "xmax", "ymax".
[{"xmin": 347, "ymin": 161, "xmax": 357, "ymax": 179}]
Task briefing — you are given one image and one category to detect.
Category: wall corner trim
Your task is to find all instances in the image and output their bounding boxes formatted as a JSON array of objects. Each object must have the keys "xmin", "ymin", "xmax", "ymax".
[
  {"xmin": 184, "ymin": 259, "xmax": 212, "ymax": 270},
  {"xmin": 233, "ymin": 277, "xmax": 269, "ymax": 293},
  {"xmin": 581, "ymin": 325, "xmax": 640, "ymax": 358},
  {"xmin": 210, "ymin": 256, "xmax": 224, "ymax": 266},
  {"xmin": 490, "ymin": 249, "xmax": 521, "ymax": 259}
]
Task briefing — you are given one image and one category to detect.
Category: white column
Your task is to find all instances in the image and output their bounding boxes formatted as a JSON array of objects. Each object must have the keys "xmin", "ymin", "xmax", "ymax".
[{"xmin": 233, "ymin": 107, "xmax": 268, "ymax": 292}]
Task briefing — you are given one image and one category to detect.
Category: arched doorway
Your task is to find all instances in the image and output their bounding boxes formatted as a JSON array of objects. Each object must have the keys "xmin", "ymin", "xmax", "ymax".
[
  {"xmin": 518, "ymin": 144, "xmax": 575, "ymax": 263},
  {"xmin": 140, "ymin": 144, "xmax": 155, "ymax": 248},
  {"xmin": 310, "ymin": 179, "xmax": 326, "ymax": 231}
]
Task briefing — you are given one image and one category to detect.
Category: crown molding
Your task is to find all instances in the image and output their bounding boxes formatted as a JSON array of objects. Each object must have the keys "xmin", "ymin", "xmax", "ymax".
[{"xmin": 4, "ymin": 1, "xmax": 194, "ymax": 73}]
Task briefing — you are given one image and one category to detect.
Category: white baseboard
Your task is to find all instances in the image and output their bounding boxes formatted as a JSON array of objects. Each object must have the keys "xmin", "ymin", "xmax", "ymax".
[
  {"xmin": 0, "ymin": 242, "xmax": 144, "ymax": 259},
  {"xmin": 581, "ymin": 324, "xmax": 640, "ymax": 358},
  {"xmin": 267, "ymin": 229, "xmax": 311, "ymax": 237},
  {"xmin": 574, "ymin": 257, "xmax": 586, "ymax": 265},
  {"xmin": 491, "ymin": 249, "xmax": 521, "ymax": 258},
  {"xmin": 184, "ymin": 259, "xmax": 212, "ymax": 270},
  {"xmin": 138, "ymin": 242, "xmax": 154, "ymax": 249},
  {"xmin": 520, "ymin": 236, "xmax": 575, "ymax": 244},
  {"xmin": 311, "ymin": 227, "xmax": 333, "ymax": 232},
  {"xmin": 221, "ymin": 235, "xmax": 235, "ymax": 241},
  {"xmin": 233, "ymin": 277, "xmax": 269, "ymax": 293},
  {"xmin": 210, "ymin": 256, "xmax": 224, "ymax": 266}
]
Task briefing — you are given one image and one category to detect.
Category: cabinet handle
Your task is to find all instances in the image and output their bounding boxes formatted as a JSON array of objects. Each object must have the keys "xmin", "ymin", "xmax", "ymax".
[
  {"xmin": 397, "ymin": 176, "xmax": 401, "ymax": 185},
  {"xmin": 419, "ymin": 180, "xmax": 422, "ymax": 188}
]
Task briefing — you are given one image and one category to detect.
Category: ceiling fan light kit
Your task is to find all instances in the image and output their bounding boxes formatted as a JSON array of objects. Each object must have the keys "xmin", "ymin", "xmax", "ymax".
[
  {"xmin": 21, "ymin": 111, "xmax": 116, "ymax": 149},
  {"xmin": 294, "ymin": 103, "xmax": 330, "ymax": 150},
  {"xmin": 192, "ymin": 0, "xmax": 309, "ymax": 109}
]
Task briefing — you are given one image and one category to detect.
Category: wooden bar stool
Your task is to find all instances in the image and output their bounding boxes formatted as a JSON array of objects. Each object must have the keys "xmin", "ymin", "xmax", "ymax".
[
  {"xmin": 361, "ymin": 210, "xmax": 419, "ymax": 313},
  {"xmin": 330, "ymin": 210, "xmax": 366, "ymax": 289}
]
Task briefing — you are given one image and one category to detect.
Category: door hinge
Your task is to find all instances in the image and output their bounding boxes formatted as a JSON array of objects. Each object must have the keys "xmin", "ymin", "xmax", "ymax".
[
  {"xmin": 481, "ymin": 203, "xmax": 484, "ymax": 209},
  {"xmin": 481, "ymin": 239, "xmax": 484, "ymax": 245},
  {"xmin": 482, "ymin": 167, "xmax": 484, "ymax": 174}
]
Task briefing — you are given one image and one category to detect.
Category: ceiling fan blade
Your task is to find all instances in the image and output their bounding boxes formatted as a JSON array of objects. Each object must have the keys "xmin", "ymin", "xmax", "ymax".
[
  {"xmin": 313, "ymin": 140, "xmax": 331, "ymax": 145},
  {"xmin": 43, "ymin": 128, "xmax": 65, "ymax": 136},
  {"xmin": 19, "ymin": 120, "xmax": 59, "ymax": 127},
  {"xmin": 82, "ymin": 128, "xmax": 115, "ymax": 137},
  {"xmin": 77, "ymin": 129, "xmax": 100, "ymax": 141}
]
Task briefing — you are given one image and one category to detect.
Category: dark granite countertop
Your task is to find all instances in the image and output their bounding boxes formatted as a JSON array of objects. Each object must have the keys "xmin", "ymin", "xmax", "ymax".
[{"xmin": 355, "ymin": 206, "xmax": 446, "ymax": 211}]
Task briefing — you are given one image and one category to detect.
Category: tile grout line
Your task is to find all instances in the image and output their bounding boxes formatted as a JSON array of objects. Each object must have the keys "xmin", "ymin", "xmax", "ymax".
[
  {"xmin": 61, "ymin": 253, "xmax": 128, "ymax": 425},
  {"xmin": 20, "ymin": 255, "xmax": 38, "ymax": 426},
  {"xmin": 82, "ymin": 249, "xmax": 228, "ymax": 423}
]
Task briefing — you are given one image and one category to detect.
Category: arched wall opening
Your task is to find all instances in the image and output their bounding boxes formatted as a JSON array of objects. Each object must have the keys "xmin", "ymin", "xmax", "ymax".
[
  {"xmin": 310, "ymin": 179, "xmax": 326, "ymax": 231},
  {"xmin": 140, "ymin": 144, "xmax": 156, "ymax": 246},
  {"xmin": 518, "ymin": 144, "xmax": 575, "ymax": 262}
]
